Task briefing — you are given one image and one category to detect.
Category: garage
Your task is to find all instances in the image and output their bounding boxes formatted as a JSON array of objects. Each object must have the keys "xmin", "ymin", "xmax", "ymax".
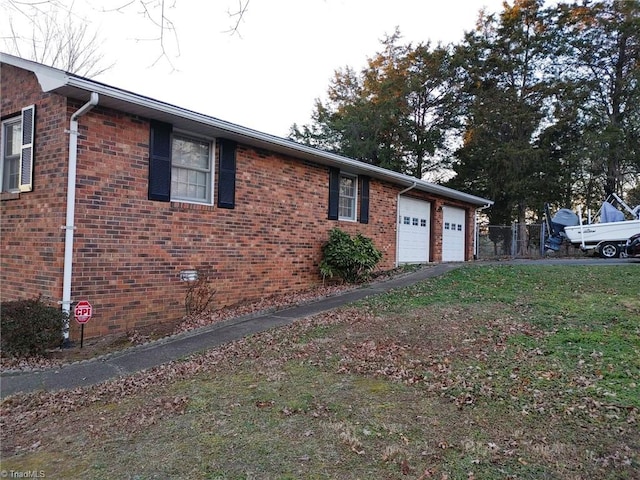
[
  {"xmin": 442, "ymin": 206, "xmax": 466, "ymax": 261},
  {"xmin": 398, "ymin": 196, "xmax": 431, "ymax": 263}
]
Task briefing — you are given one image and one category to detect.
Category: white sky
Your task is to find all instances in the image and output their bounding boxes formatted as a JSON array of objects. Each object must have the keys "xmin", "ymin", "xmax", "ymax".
[{"xmin": 5, "ymin": 0, "xmax": 507, "ymax": 137}]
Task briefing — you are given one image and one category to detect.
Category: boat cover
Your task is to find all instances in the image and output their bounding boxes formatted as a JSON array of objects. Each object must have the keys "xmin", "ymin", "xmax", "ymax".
[
  {"xmin": 551, "ymin": 208, "xmax": 579, "ymax": 227},
  {"xmin": 601, "ymin": 201, "xmax": 625, "ymax": 223}
]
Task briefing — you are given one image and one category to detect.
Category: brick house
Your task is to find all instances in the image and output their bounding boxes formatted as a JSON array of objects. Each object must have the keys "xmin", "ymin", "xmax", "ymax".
[{"xmin": 1, "ymin": 53, "xmax": 492, "ymax": 340}]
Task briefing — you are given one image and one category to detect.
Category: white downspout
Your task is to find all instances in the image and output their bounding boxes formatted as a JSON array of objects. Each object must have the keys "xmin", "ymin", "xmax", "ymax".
[
  {"xmin": 61, "ymin": 93, "xmax": 99, "ymax": 339},
  {"xmin": 474, "ymin": 203, "xmax": 492, "ymax": 260},
  {"xmin": 395, "ymin": 182, "xmax": 417, "ymax": 267}
]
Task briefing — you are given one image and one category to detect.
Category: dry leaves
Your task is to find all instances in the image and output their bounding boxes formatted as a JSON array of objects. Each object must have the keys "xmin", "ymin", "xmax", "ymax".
[{"xmin": 2, "ymin": 288, "xmax": 638, "ymax": 476}]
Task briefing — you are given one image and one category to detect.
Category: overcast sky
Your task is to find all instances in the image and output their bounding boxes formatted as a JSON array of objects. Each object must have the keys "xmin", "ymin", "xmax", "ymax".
[{"xmin": 6, "ymin": 0, "xmax": 507, "ymax": 137}]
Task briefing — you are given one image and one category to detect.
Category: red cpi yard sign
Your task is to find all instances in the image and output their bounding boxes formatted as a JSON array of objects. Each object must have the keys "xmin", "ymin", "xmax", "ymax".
[{"xmin": 74, "ymin": 300, "xmax": 93, "ymax": 324}]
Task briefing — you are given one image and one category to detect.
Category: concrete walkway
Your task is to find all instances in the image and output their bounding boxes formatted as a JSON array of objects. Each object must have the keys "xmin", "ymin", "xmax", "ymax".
[{"xmin": 1, "ymin": 263, "xmax": 461, "ymax": 398}]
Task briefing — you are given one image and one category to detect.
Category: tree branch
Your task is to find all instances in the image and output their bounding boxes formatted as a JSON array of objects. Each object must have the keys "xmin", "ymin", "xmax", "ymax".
[{"xmin": 225, "ymin": 0, "xmax": 250, "ymax": 36}]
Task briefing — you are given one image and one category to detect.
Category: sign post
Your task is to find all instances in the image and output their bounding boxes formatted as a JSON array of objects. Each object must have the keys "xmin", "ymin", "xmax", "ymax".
[{"xmin": 74, "ymin": 300, "xmax": 93, "ymax": 348}]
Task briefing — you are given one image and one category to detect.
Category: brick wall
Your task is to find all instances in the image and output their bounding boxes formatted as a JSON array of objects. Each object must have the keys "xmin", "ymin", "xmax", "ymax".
[
  {"xmin": 1, "ymin": 65, "xmax": 68, "ymax": 305},
  {"xmin": 64, "ymin": 103, "xmax": 407, "ymax": 338},
  {"xmin": 2, "ymin": 63, "xmax": 481, "ymax": 340}
]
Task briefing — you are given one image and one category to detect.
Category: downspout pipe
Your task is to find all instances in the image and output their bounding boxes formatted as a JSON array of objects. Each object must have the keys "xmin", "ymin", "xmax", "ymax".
[
  {"xmin": 61, "ymin": 93, "xmax": 99, "ymax": 339},
  {"xmin": 395, "ymin": 182, "xmax": 417, "ymax": 267}
]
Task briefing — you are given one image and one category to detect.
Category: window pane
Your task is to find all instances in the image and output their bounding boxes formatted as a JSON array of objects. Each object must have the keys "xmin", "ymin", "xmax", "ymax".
[
  {"xmin": 339, "ymin": 196, "xmax": 353, "ymax": 219},
  {"xmin": 6, "ymin": 121, "xmax": 21, "ymax": 156},
  {"xmin": 170, "ymin": 135, "xmax": 211, "ymax": 203},
  {"xmin": 2, "ymin": 119, "xmax": 21, "ymax": 191},
  {"xmin": 4, "ymin": 158, "xmax": 19, "ymax": 191},
  {"xmin": 196, "ymin": 171, "xmax": 207, "ymax": 187},
  {"xmin": 338, "ymin": 174, "xmax": 356, "ymax": 220},
  {"xmin": 173, "ymin": 136, "xmax": 210, "ymax": 170},
  {"xmin": 340, "ymin": 176, "xmax": 354, "ymax": 197}
]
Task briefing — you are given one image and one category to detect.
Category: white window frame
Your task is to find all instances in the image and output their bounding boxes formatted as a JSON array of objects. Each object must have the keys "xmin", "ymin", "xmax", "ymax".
[
  {"xmin": 338, "ymin": 173, "xmax": 358, "ymax": 221},
  {"xmin": 170, "ymin": 132, "xmax": 214, "ymax": 205},
  {"xmin": 1, "ymin": 116, "xmax": 21, "ymax": 193},
  {"xmin": 1, "ymin": 105, "xmax": 35, "ymax": 193}
]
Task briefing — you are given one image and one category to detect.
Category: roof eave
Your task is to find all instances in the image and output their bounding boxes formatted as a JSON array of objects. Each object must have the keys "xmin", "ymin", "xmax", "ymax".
[{"xmin": 1, "ymin": 52, "xmax": 493, "ymax": 207}]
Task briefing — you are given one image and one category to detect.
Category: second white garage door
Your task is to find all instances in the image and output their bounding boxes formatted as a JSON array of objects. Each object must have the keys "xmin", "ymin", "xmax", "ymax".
[
  {"xmin": 398, "ymin": 197, "xmax": 430, "ymax": 263},
  {"xmin": 442, "ymin": 206, "xmax": 466, "ymax": 261}
]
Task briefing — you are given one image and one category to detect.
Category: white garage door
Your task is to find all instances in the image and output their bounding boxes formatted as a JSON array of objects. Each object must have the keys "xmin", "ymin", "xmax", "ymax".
[
  {"xmin": 442, "ymin": 206, "xmax": 466, "ymax": 262},
  {"xmin": 398, "ymin": 197, "xmax": 430, "ymax": 263}
]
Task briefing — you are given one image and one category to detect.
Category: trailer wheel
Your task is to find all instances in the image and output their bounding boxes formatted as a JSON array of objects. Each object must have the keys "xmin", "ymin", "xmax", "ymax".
[{"xmin": 599, "ymin": 242, "xmax": 620, "ymax": 259}]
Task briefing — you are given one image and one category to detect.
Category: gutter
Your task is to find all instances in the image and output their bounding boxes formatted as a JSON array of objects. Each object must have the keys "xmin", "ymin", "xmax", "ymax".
[
  {"xmin": 395, "ymin": 182, "xmax": 418, "ymax": 267},
  {"xmin": 65, "ymin": 77, "xmax": 491, "ymax": 203},
  {"xmin": 1, "ymin": 53, "xmax": 494, "ymax": 207},
  {"xmin": 1, "ymin": 54, "xmax": 492, "ymax": 207},
  {"xmin": 61, "ymin": 92, "xmax": 99, "ymax": 339}
]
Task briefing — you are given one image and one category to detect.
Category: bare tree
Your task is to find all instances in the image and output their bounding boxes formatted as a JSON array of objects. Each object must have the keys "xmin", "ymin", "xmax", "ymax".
[
  {"xmin": 3, "ymin": 2, "xmax": 112, "ymax": 77},
  {"xmin": 97, "ymin": 0, "xmax": 180, "ymax": 68},
  {"xmin": 225, "ymin": 0, "xmax": 251, "ymax": 35},
  {"xmin": 2, "ymin": 0, "xmax": 251, "ymax": 72},
  {"xmin": 98, "ymin": 0, "xmax": 251, "ymax": 66}
]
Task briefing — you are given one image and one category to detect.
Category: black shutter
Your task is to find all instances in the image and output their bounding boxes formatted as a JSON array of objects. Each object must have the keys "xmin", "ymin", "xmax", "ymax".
[
  {"xmin": 217, "ymin": 139, "xmax": 237, "ymax": 209},
  {"xmin": 328, "ymin": 167, "xmax": 340, "ymax": 220},
  {"xmin": 148, "ymin": 120, "xmax": 172, "ymax": 202},
  {"xmin": 359, "ymin": 175, "xmax": 370, "ymax": 224}
]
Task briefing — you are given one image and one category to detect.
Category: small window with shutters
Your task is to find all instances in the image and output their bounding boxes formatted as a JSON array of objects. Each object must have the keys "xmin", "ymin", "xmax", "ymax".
[
  {"xmin": 1, "ymin": 105, "xmax": 35, "ymax": 193},
  {"xmin": 327, "ymin": 168, "xmax": 369, "ymax": 224}
]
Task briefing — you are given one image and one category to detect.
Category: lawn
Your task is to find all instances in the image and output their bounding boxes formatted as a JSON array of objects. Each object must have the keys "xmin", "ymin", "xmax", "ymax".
[{"xmin": 1, "ymin": 265, "xmax": 638, "ymax": 479}]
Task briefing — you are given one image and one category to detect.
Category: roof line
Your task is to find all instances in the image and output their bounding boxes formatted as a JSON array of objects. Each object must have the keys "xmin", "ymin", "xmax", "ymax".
[{"xmin": 1, "ymin": 52, "xmax": 493, "ymax": 206}]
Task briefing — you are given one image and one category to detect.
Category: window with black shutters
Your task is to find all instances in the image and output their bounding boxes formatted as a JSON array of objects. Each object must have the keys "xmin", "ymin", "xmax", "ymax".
[{"xmin": 149, "ymin": 121, "xmax": 237, "ymax": 207}]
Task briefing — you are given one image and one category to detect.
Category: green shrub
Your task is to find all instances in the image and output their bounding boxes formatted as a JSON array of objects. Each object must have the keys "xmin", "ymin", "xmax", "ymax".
[
  {"xmin": 1, "ymin": 297, "xmax": 68, "ymax": 357},
  {"xmin": 319, "ymin": 228, "xmax": 383, "ymax": 283}
]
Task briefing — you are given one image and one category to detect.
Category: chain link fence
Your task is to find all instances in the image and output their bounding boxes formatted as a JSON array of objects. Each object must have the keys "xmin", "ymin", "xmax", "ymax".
[{"xmin": 476, "ymin": 223, "xmax": 584, "ymax": 260}]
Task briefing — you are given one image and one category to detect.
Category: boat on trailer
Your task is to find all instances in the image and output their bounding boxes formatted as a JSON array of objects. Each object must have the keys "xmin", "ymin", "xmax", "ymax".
[{"xmin": 544, "ymin": 193, "xmax": 640, "ymax": 258}]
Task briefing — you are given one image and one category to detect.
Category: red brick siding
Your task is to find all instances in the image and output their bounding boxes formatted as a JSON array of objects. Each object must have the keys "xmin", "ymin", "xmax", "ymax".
[
  {"xmin": 2, "ymin": 63, "xmax": 482, "ymax": 340},
  {"xmin": 1, "ymin": 65, "xmax": 68, "ymax": 304},
  {"xmin": 65, "ymin": 104, "xmax": 404, "ymax": 338}
]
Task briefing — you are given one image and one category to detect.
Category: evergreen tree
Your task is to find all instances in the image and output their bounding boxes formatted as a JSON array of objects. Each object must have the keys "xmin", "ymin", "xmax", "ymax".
[
  {"xmin": 290, "ymin": 0, "xmax": 639, "ymax": 223},
  {"xmin": 551, "ymin": 0, "xmax": 640, "ymax": 207},
  {"xmin": 449, "ymin": 0, "xmax": 557, "ymax": 233},
  {"xmin": 289, "ymin": 30, "xmax": 459, "ymax": 179}
]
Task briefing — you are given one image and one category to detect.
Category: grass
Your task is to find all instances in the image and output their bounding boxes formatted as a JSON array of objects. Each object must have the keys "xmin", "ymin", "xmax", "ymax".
[{"xmin": 1, "ymin": 264, "xmax": 639, "ymax": 479}]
